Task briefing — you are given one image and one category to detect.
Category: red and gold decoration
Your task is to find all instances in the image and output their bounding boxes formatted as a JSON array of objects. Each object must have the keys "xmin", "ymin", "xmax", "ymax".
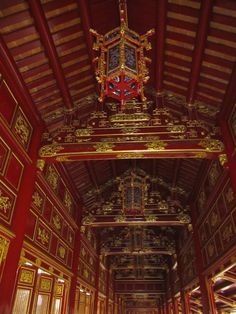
[{"xmin": 90, "ymin": 0, "xmax": 154, "ymax": 108}]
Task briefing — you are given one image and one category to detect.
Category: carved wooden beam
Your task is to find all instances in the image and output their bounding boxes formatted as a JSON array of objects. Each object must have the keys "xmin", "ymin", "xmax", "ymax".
[{"xmin": 29, "ymin": 0, "xmax": 74, "ymax": 111}]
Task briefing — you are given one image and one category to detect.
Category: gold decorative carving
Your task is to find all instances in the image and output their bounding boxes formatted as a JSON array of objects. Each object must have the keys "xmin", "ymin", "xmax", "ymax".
[
  {"xmin": 82, "ymin": 215, "xmax": 95, "ymax": 225},
  {"xmin": 64, "ymin": 190, "xmax": 72, "ymax": 212},
  {"xmin": 75, "ymin": 128, "xmax": 94, "ymax": 137},
  {"xmin": 209, "ymin": 163, "xmax": 219, "ymax": 187},
  {"xmin": 37, "ymin": 227, "xmax": 49, "ymax": 245},
  {"xmin": 40, "ymin": 278, "xmax": 52, "ymax": 291},
  {"xmin": 110, "ymin": 113, "xmax": 150, "ymax": 123},
  {"xmin": 58, "ymin": 245, "xmax": 66, "ymax": 259},
  {"xmin": 166, "ymin": 125, "xmax": 186, "ymax": 133},
  {"xmin": 39, "ymin": 145, "xmax": 64, "ymax": 157},
  {"xmin": 56, "ymin": 284, "xmax": 63, "ymax": 295},
  {"xmin": 199, "ymin": 139, "xmax": 224, "ymax": 152},
  {"xmin": 52, "ymin": 214, "xmax": 62, "ymax": 231},
  {"xmin": 117, "ymin": 153, "xmax": 144, "ymax": 159},
  {"xmin": 14, "ymin": 113, "xmax": 30, "ymax": 146},
  {"xmin": 46, "ymin": 166, "xmax": 59, "ymax": 191},
  {"xmin": 225, "ymin": 187, "xmax": 234, "ymax": 204},
  {"xmin": 207, "ymin": 242, "xmax": 215, "ymax": 258},
  {"xmin": 177, "ymin": 213, "xmax": 191, "ymax": 224},
  {"xmin": 32, "ymin": 191, "xmax": 43, "ymax": 209},
  {"xmin": 115, "ymin": 214, "xmax": 126, "ymax": 222},
  {"xmin": 222, "ymin": 224, "xmax": 234, "ymax": 243},
  {"xmin": 0, "ymin": 236, "xmax": 9, "ymax": 265},
  {"xmin": 194, "ymin": 152, "xmax": 207, "ymax": 158},
  {"xmin": 80, "ymin": 225, "xmax": 86, "ymax": 234},
  {"xmin": 145, "ymin": 215, "xmax": 158, "ymax": 222},
  {"xmin": 94, "ymin": 142, "xmax": 114, "ymax": 152},
  {"xmin": 121, "ymin": 128, "xmax": 140, "ymax": 134},
  {"xmin": 0, "ymin": 189, "xmax": 11, "ymax": 213},
  {"xmin": 145, "ymin": 141, "xmax": 167, "ymax": 151},
  {"xmin": 219, "ymin": 154, "xmax": 228, "ymax": 166},
  {"xmin": 83, "ymin": 268, "xmax": 89, "ymax": 279},
  {"xmin": 37, "ymin": 159, "xmax": 45, "ymax": 171},
  {"xmin": 20, "ymin": 269, "xmax": 34, "ymax": 284},
  {"xmin": 56, "ymin": 156, "xmax": 70, "ymax": 162},
  {"xmin": 210, "ymin": 211, "xmax": 219, "ymax": 228}
]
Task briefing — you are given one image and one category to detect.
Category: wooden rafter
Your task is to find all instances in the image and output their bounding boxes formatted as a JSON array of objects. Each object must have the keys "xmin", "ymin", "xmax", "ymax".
[
  {"xmin": 187, "ymin": 0, "xmax": 214, "ymax": 105},
  {"xmin": 29, "ymin": 0, "xmax": 74, "ymax": 111}
]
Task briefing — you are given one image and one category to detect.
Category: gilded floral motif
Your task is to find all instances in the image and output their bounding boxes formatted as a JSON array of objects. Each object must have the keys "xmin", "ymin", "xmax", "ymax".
[
  {"xmin": 14, "ymin": 113, "xmax": 30, "ymax": 147},
  {"xmin": 64, "ymin": 190, "xmax": 72, "ymax": 212},
  {"xmin": 37, "ymin": 227, "xmax": 49, "ymax": 245},
  {"xmin": 52, "ymin": 214, "xmax": 62, "ymax": 231},
  {"xmin": 0, "ymin": 190, "xmax": 11, "ymax": 213},
  {"xmin": 207, "ymin": 242, "xmax": 215, "ymax": 258},
  {"xmin": 208, "ymin": 163, "xmax": 219, "ymax": 187},
  {"xmin": 225, "ymin": 187, "xmax": 234, "ymax": 204},
  {"xmin": 222, "ymin": 224, "xmax": 234, "ymax": 243},
  {"xmin": 94, "ymin": 142, "xmax": 114, "ymax": 152},
  {"xmin": 46, "ymin": 166, "xmax": 59, "ymax": 191},
  {"xmin": 58, "ymin": 245, "xmax": 66, "ymax": 259},
  {"xmin": 32, "ymin": 191, "xmax": 43, "ymax": 209},
  {"xmin": 20, "ymin": 269, "xmax": 34, "ymax": 284},
  {"xmin": 145, "ymin": 141, "xmax": 167, "ymax": 151},
  {"xmin": 40, "ymin": 278, "xmax": 52, "ymax": 291}
]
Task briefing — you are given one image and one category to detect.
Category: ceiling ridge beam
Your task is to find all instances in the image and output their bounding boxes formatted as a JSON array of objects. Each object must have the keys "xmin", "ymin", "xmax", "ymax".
[
  {"xmin": 186, "ymin": 0, "xmax": 214, "ymax": 105},
  {"xmin": 29, "ymin": 0, "xmax": 74, "ymax": 111},
  {"xmin": 156, "ymin": 0, "xmax": 167, "ymax": 94},
  {"xmin": 0, "ymin": 35, "xmax": 44, "ymax": 126}
]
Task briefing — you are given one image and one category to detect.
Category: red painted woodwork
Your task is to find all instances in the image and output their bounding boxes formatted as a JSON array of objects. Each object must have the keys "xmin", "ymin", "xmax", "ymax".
[{"xmin": 0, "ymin": 124, "xmax": 42, "ymax": 314}]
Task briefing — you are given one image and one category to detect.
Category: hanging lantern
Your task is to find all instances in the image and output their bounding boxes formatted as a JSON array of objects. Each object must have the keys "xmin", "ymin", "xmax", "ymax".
[
  {"xmin": 118, "ymin": 171, "xmax": 148, "ymax": 215},
  {"xmin": 90, "ymin": 0, "xmax": 154, "ymax": 110}
]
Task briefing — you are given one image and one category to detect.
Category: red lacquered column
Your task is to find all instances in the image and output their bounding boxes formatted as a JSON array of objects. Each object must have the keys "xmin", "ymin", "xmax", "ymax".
[
  {"xmin": 68, "ymin": 225, "xmax": 82, "ymax": 314},
  {"xmin": 93, "ymin": 253, "xmax": 100, "ymax": 313},
  {"xmin": 0, "ymin": 126, "xmax": 43, "ymax": 314}
]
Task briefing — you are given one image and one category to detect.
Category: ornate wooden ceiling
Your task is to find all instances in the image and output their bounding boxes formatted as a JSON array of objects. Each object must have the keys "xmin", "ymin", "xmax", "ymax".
[{"xmin": 1, "ymin": 0, "xmax": 236, "ymax": 309}]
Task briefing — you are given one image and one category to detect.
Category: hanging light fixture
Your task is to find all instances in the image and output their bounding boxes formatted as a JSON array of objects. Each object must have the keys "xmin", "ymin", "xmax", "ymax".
[{"xmin": 90, "ymin": 0, "xmax": 154, "ymax": 110}]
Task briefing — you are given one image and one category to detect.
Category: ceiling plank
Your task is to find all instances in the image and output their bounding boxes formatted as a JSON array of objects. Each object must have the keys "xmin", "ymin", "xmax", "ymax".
[
  {"xmin": 29, "ymin": 0, "xmax": 74, "ymax": 111},
  {"xmin": 156, "ymin": 0, "xmax": 167, "ymax": 94},
  {"xmin": 186, "ymin": 0, "xmax": 214, "ymax": 104}
]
